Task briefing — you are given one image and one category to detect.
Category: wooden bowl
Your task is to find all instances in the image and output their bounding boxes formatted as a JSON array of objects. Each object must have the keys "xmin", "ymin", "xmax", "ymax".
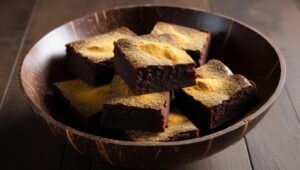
[{"xmin": 18, "ymin": 5, "xmax": 285, "ymax": 169}]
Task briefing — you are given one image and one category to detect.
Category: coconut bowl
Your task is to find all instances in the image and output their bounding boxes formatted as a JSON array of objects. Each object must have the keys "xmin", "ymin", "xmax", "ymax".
[{"xmin": 18, "ymin": 5, "xmax": 285, "ymax": 169}]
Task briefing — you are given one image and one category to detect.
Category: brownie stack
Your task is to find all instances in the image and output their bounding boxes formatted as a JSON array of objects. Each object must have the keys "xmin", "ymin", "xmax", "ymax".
[
  {"xmin": 54, "ymin": 22, "xmax": 256, "ymax": 142},
  {"xmin": 100, "ymin": 32, "xmax": 201, "ymax": 140}
]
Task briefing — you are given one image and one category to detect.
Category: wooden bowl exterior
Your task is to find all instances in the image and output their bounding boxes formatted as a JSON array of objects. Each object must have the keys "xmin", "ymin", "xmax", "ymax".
[{"xmin": 18, "ymin": 6, "xmax": 285, "ymax": 169}]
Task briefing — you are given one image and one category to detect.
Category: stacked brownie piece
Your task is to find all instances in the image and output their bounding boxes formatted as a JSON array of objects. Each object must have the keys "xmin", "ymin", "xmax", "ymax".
[
  {"xmin": 66, "ymin": 27, "xmax": 136, "ymax": 85},
  {"xmin": 113, "ymin": 34, "xmax": 196, "ymax": 94},
  {"xmin": 53, "ymin": 22, "xmax": 256, "ymax": 142},
  {"xmin": 175, "ymin": 60, "xmax": 256, "ymax": 131},
  {"xmin": 101, "ymin": 33, "xmax": 199, "ymax": 138}
]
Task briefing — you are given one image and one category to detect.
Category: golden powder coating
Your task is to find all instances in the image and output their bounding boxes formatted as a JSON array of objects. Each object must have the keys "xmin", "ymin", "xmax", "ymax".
[
  {"xmin": 115, "ymin": 34, "xmax": 195, "ymax": 68},
  {"xmin": 196, "ymin": 59, "xmax": 233, "ymax": 78},
  {"xmin": 138, "ymin": 41, "xmax": 189, "ymax": 63},
  {"xmin": 125, "ymin": 108, "xmax": 198, "ymax": 142},
  {"xmin": 68, "ymin": 27, "xmax": 136, "ymax": 63},
  {"xmin": 183, "ymin": 60, "xmax": 252, "ymax": 107},
  {"xmin": 105, "ymin": 75, "xmax": 169, "ymax": 109},
  {"xmin": 151, "ymin": 22, "xmax": 210, "ymax": 51},
  {"xmin": 54, "ymin": 79, "xmax": 110, "ymax": 115}
]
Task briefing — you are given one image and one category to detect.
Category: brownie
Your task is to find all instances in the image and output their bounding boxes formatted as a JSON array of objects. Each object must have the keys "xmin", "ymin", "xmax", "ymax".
[
  {"xmin": 66, "ymin": 27, "xmax": 136, "ymax": 85},
  {"xmin": 101, "ymin": 74, "xmax": 170, "ymax": 132},
  {"xmin": 125, "ymin": 107, "xmax": 199, "ymax": 142},
  {"xmin": 114, "ymin": 34, "xmax": 196, "ymax": 94},
  {"xmin": 151, "ymin": 22, "xmax": 211, "ymax": 66},
  {"xmin": 53, "ymin": 79, "xmax": 110, "ymax": 128},
  {"xmin": 175, "ymin": 59, "xmax": 256, "ymax": 130}
]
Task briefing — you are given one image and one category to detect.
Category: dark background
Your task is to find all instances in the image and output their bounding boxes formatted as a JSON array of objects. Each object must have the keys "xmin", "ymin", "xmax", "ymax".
[{"xmin": 0, "ymin": 0, "xmax": 299, "ymax": 169}]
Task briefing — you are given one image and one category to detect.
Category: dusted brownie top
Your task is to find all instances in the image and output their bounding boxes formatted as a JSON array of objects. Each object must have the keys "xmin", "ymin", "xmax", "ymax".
[
  {"xmin": 54, "ymin": 79, "xmax": 110, "ymax": 115},
  {"xmin": 182, "ymin": 60, "xmax": 253, "ymax": 107},
  {"xmin": 196, "ymin": 59, "xmax": 233, "ymax": 78},
  {"xmin": 151, "ymin": 22, "xmax": 210, "ymax": 51},
  {"xmin": 105, "ymin": 75, "xmax": 169, "ymax": 109},
  {"xmin": 67, "ymin": 27, "xmax": 136, "ymax": 63},
  {"xmin": 114, "ymin": 34, "xmax": 195, "ymax": 68},
  {"xmin": 125, "ymin": 108, "xmax": 198, "ymax": 142}
]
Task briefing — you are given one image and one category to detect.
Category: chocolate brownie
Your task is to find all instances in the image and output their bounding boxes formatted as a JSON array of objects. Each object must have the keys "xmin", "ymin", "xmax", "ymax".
[
  {"xmin": 53, "ymin": 79, "xmax": 109, "ymax": 127},
  {"xmin": 101, "ymin": 74, "xmax": 170, "ymax": 132},
  {"xmin": 125, "ymin": 107, "xmax": 199, "ymax": 142},
  {"xmin": 66, "ymin": 27, "xmax": 136, "ymax": 85},
  {"xmin": 175, "ymin": 60, "xmax": 256, "ymax": 130},
  {"xmin": 114, "ymin": 34, "xmax": 196, "ymax": 94},
  {"xmin": 151, "ymin": 22, "xmax": 211, "ymax": 66}
]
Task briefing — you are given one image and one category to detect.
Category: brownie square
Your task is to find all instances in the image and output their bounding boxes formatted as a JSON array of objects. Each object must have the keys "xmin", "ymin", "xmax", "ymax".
[
  {"xmin": 125, "ymin": 107, "xmax": 199, "ymax": 142},
  {"xmin": 175, "ymin": 59, "xmax": 256, "ymax": 130},
  {"xmin": 151, "ymin": 22, "xmax": 211, "ymax": 66},
  {"xmin": 114, "ymin": 34, "xmax": 196, "ymax": 94},
  {"xmin": 101, "ymin": 74, "xmax": 170, "ymax": 132},
  {"xmin": 53, "ymin": 79, "xmax": 110, "ymax": 127},
  {"xmin": 66, "ymin": 27, "xmax": 136, "ymax": 85}
]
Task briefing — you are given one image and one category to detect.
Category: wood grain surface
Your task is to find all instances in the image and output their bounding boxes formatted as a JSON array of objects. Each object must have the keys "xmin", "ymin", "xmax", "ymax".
[
  {"xmin": 0, "ymin": 0, "xmax": 35, "ymax": 108},
  {"xmin": 0, "ymin": 0, "xmax": 299, "ymax": 169},
  {"xmin": 210, "ymin": 0, "xmax": 300, "ymax": 169}
]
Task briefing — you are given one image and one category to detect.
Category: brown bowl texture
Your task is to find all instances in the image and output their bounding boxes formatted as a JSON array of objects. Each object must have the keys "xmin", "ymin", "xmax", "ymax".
[{"xmin": 18, "ymin": 5, "xmax": 285, "ymax": 169}]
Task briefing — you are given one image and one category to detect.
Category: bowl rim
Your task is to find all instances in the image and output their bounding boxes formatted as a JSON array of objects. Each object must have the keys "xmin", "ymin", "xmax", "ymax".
[{"xmin": 18, "ymin": 5, "xmax": 286, "ymax": 147}]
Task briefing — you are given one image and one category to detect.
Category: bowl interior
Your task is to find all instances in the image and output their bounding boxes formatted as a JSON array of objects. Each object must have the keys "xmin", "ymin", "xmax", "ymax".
[{"xmin": 20, "ymin": 6, "xmax": 283, "ymax": 143}]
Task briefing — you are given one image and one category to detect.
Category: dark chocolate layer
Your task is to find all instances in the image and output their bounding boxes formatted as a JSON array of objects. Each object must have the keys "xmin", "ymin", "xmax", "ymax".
[{"xmin": 102, "ymin": 105, "xmax": 168, "ymax": 132}]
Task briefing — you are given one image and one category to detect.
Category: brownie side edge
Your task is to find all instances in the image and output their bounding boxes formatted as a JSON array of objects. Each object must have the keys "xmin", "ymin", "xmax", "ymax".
[
  {"xmin": 66, "ymin": 45, "xmax": 114, "ymax": 85},
  {"xmin": 136, "ymin": 64, "xmax": 196, "ymax": 94},
  {"xmin": 174, "ymin": 88, "xmax": 211, "ymax": 133},
  {"xmin": 101, "ymin": 104, "xmax": 168, "ymax": 132},
  {"xmin": 113, "ymin": 43, "xmax": 138, "ymax": 93},
  {"xmin": 209, "ymin": 83, "xmax": 257, "ymax": 129}
]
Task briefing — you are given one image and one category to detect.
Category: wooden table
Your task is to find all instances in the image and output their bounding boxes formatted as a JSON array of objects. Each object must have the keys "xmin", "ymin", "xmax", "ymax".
[{"xmin": 0, "ymin": 0, "xmax": 299, "ymax": 169}]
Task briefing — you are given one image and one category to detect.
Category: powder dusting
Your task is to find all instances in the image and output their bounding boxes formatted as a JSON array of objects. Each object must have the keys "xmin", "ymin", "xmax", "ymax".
[
  {"xmin": 105, "ymin": 75, "xmax": 169, "ymax": 109},
  {"xmin": 151, "ymin": 22, "xmax": 210, "ymax": 51},
  {"xmin": 115, "ymin": 34, "xmax": 195, "ymax": 68},
  {"xmin": 54, "ymin": 79, "xmax": 110, "ymax": 115},
  {"xmin": 183, "ymin": 60, "xmax": 252, "ymax": 107},
  {"xmin": 68, "ymin": 27, "xmax": 136, "ymax": 63}
]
